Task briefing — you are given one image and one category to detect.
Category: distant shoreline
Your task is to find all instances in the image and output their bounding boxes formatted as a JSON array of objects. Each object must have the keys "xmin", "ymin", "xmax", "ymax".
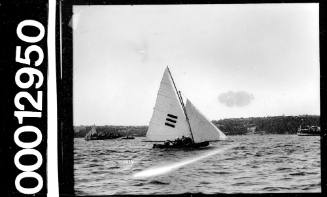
[{"xmin": 74, "ymin": 115, "xmax": 320, "ymax": 138}]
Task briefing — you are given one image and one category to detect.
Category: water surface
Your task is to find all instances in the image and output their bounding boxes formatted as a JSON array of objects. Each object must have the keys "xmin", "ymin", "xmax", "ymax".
[{"xmin": 74, "ymin": 135, "xmax": 320, "ymax": 195}]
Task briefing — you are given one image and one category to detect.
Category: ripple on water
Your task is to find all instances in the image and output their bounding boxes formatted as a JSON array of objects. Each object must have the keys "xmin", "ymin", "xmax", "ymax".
[
  {"xmin": 148, "ymin": 180, "xmax": 170, "ymax": 185},
  {"xmin": 289, "ymin": 172, "xmax": 307, "ymax": 176}
]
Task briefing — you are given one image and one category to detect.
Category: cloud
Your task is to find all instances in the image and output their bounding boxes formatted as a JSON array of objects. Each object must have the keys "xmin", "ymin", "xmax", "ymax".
[{"xmin": 218, "ymin": 91, "xmax": 254, "ymax": 107}]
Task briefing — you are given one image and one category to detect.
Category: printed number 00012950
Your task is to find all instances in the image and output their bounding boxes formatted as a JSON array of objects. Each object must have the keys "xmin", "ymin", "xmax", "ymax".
[{"xmin": 13, "ymin": 20, "xmax": 45, "ymax": 195}]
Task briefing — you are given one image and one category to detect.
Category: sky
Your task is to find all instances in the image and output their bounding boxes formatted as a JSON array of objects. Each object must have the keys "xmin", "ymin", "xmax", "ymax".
[{"xmin": 73, "ymin": 4, "xmax": 319, "ymax": 126}]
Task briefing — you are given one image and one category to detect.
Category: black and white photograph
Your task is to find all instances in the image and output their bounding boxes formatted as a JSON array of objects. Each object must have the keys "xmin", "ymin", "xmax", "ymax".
[{"xmin": 72, "ymin": 3, "xmax": 320, "ymax": 195}]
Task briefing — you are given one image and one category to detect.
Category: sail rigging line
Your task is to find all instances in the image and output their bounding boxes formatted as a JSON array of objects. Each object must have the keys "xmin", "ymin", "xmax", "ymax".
[
  {"xmin": 166, "ymin": 66, "xmax": 195, "ymax": 142},
  {"xmin": 178, "ymin": 90, "xmax": 195, "ymax": 142}
]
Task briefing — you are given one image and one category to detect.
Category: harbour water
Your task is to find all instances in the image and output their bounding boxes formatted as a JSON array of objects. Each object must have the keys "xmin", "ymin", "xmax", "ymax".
[{"xmin": 74, "ymin": 135, "xmax": 320, "ymax": 195}]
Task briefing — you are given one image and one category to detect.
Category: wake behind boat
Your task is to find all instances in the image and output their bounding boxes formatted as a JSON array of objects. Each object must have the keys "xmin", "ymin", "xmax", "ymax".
[{"xmin": 146, "ymin": 67, "xmax": 227, "ymax": 148}]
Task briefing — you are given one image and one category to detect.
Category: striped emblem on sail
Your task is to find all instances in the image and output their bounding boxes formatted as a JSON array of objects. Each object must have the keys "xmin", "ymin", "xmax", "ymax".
[{"xmin": 165, "ymin": 114, "xmax": 178, "ymax": 128}]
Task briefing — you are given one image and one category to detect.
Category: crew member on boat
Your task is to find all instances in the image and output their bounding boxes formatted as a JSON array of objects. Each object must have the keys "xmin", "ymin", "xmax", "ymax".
[{"xmin": 162, "ymin": 136, "xmax": 193, "ymax": 147}]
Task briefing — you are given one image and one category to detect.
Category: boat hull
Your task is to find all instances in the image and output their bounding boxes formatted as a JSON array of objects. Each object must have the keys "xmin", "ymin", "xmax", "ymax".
[
  {"xmin": 85, "ymin": 136, "xmax": 121, "ymax": 141},
  {"xmin": 297, "ymin": 132, "xmax": 320, "ymax": 136},
  {"xmin": 153, "ymin": 141, "xmax": 209, "ymax": 149},
  {"xmin": 122, "ymin": 137, "xmax": 135, "ymax": 139}
]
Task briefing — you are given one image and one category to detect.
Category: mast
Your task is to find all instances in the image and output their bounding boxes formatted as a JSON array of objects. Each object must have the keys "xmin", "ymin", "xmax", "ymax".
[{"xmin": 166, "ymin": 66, "xmax": 195, "ymax": 142}]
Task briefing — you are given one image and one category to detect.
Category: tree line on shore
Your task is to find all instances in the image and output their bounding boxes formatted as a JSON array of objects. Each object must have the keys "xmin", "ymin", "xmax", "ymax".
[
  {"xmin": 212, "ymin": 115, "xmax": 319, "ymax": 135},
  {"xmin": 74, "ymin": 125, "xmax": 148, "ymax": 138},
  {"xmin": 74, "ymin": 115, "xmax": 320, "ymax": 138}
]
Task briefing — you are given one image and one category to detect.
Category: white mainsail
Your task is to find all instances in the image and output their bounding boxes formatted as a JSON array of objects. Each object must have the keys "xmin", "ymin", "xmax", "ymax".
[
  {"xmin": 146, "ymin": 67, "xmax": 192, "ymax": 141},
  {"xmin": 185, "ymin": 99, "xmax": 227, "ymax": 143}
]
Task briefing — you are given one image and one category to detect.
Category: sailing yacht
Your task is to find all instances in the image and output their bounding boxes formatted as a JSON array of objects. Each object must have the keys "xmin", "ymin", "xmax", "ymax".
[
  {"xmin": 85, "ymin": 125, "xmax": 98, "ymax": 141},
  {"xmin": 146, "ymin": 67, "xmax": 227, "ymax": 148}
]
